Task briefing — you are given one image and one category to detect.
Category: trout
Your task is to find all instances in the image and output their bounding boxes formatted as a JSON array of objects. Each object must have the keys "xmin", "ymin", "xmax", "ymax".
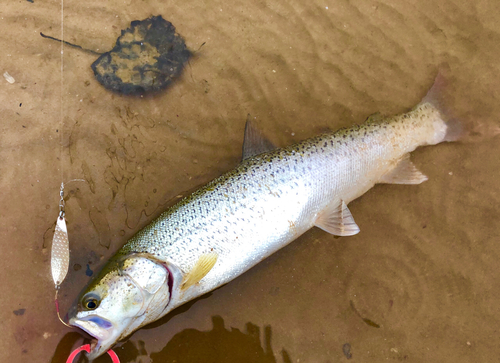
[{"xmin": 68, "ymin": 75, "xmax": 461, "ymax": 359}]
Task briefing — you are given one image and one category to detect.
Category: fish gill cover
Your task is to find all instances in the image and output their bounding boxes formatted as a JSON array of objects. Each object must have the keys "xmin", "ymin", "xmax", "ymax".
[{"xmin": 91, "ymin": 15, "xmax": 191, "ymax": 95}]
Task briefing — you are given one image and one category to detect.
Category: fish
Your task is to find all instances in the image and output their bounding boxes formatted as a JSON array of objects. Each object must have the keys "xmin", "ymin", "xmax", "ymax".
[{"xmin": 68, "ymin": 73, "xmax": 464, "ymax": 359}]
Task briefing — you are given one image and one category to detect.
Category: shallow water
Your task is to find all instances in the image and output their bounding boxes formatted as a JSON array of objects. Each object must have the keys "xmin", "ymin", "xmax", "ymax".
[{"xmin": 2, "ymin": 0, "xmax": 500, "ymax": 362}]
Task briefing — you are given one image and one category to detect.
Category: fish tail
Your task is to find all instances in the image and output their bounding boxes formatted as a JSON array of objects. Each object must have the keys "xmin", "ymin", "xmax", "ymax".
[{"xmin": 422, "ymin": 65, "xmax": 500, "ymax": 143}]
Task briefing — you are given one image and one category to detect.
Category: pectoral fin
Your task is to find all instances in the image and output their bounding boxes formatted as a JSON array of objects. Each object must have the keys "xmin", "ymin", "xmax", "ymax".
[
  {"xmin": 380, "ymin": 154, "xmax": 428, "ymax": 184},
  {"xmin": 315, "ymin": 200, "xmax": 360, "ymax": 236},
  {"xmin": 242, "ymin": 115, "xmax": 276, "ymax": 160},
  {"xmin": 181, "ymin": 252, "xmax": 218, "ymax": 290}
]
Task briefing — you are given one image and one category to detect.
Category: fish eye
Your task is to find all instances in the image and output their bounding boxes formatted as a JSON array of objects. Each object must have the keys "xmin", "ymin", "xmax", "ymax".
[{"xmin": 82, "ymin": 294, "xmax": 100, "ymax": 310}]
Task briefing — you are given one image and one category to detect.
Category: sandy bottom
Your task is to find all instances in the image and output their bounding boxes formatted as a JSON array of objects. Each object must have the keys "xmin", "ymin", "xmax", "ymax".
[{"xmin": 2, "ymin": 0, "xmax": 500, "ymax": 362}]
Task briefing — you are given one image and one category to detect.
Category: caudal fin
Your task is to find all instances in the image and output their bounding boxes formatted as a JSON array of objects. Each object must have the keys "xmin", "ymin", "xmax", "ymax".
[{"xmin": 422, "ymin": 65, "xmax": 500, "ymax": 143}]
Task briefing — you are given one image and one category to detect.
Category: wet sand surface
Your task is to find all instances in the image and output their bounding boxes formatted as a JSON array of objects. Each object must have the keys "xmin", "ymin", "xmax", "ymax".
[{"xmin": 2, "ymin": 0, "xmax": 500, "ymax": 362}]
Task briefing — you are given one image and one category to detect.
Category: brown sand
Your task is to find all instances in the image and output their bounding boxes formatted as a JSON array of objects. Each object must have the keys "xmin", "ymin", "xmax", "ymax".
[{"xmin": 1, "ymin": 0, "xmax": 500, "ymax": 362}]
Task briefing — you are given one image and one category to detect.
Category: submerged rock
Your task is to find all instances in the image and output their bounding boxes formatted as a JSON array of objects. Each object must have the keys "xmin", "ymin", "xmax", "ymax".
[{"xmin": 91, "ymin": 15, "xmax": 190, "ymax": 95}]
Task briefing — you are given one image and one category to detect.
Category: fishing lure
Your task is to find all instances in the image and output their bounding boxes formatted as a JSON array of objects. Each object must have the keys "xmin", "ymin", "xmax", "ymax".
[
  {"xmin": 51, "ymin": 183, "xmax": 69, "ymax": 287},
  {"xmin": 51, "ymin": 183, "xmax": 71, "ymax": 327}
]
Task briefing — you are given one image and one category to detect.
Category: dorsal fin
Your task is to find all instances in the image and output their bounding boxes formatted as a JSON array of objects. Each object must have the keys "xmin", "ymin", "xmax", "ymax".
[
  {"xmin": 242, "ymin": 115, "xmax": 276, "ymax": 160},
  {"xmin": 379, "ymin": 154, "xmax": 428, "ymax": 184},
  {"xmin": 181, "ymin": 252, "xmax": 218, "ymax": 290},
  {"xmin": 315, "ymin": 200, "xmax": 360, "ymax": 236}
]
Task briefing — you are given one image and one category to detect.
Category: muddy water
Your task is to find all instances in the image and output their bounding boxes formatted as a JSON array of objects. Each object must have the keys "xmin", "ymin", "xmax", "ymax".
[{"xmin": 1, "ymin": 0, "xmax": 500, "ymax": 362}]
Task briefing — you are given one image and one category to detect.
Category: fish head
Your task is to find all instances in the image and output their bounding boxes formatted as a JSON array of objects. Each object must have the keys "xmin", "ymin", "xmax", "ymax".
[{"xmin": 68, "ymin": 254, "xmax": 172, "ymax": 360}]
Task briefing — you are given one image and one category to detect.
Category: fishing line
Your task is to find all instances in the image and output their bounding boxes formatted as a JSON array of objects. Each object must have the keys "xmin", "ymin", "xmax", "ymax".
[
  {"xmin": 49, "ymin": 1, "xmax": 120, "ymax": 360},
  {"xmin": 60, "ymin": 0, "xmax": 64, "ymax": 184},
  {"xmin": 51, "ymin": 0, "xmax": 70, "ymax": 328}
]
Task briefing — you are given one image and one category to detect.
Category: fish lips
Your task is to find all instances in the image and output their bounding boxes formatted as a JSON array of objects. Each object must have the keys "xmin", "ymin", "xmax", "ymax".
[{"xmin": 69, "ymin": 315, "xmax": 118, "ymax": 359}]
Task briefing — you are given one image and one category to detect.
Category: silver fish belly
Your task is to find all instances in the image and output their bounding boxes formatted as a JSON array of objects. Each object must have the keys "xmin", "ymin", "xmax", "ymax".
[{"xmin": 68, "ymin": 79, "xmax": 458, "ymax": 359}]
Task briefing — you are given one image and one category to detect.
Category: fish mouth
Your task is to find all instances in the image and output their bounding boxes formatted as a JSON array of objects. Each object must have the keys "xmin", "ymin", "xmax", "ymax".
[{"xmin": 69, "ymin": 315, "xmax": 117, "ymax": 359}]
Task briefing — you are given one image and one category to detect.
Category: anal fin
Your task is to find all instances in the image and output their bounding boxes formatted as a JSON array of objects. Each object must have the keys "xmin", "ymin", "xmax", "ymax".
[
  {"xmin": 315, "ymin": 200, "xmax": 360, "ymax": 236},
  {"xmin": 242, "ymin": 115, "xmax": 276, "ymax": 160},
  {"xmin": 181, "ymin": 252, "xmax": 218, "ymax": 290},
  {"xmin": 380, "ymin": 154, "xmax": 428, "ymax": 185}
]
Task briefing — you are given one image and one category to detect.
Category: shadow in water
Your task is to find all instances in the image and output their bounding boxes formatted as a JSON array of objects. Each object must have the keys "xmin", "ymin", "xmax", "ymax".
[
  {"xmin": 51, "ymin": 332, "xmax": 83, "ymax": 363},
  {"xmin": 52, "ymin": 316, "xmax": 292, "ymax": 363},
  {"xmin": 150, "ymin": 315, "xmax": 292, "ymax": 363}
]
